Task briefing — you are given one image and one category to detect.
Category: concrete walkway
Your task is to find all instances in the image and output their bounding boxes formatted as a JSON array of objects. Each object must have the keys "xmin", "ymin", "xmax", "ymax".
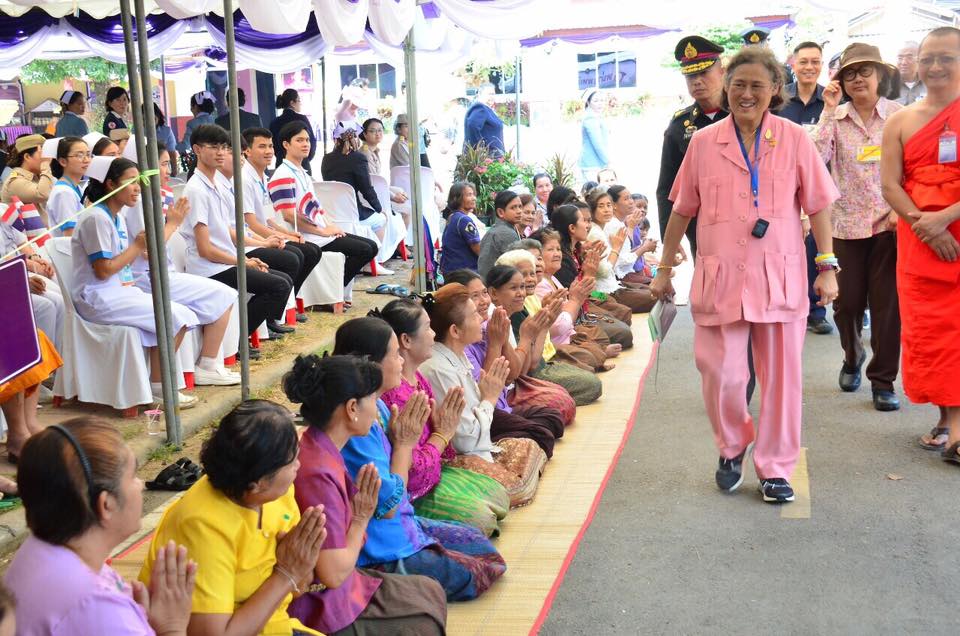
[{"xmin": 543, "ymin": 310, "xmax": 959, "ymax": 635}]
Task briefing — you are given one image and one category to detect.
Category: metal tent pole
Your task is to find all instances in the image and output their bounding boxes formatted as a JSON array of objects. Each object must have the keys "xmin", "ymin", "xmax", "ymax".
[
  {"xmin": 515, "ymin": 53, "xmax": 521, "ymax": 158},
  {"xmin": 160, "ymin": 55, "xmax": 169, "ymax": 118},
  {"xmin": 120, "ymin": 0, "xmax": 181, "ymax": 444},
  {"xmin": 223, "ymin": 0, "xmax": 250, "ymax": 399},
  {"xmin": 403, "ymin": 31, "xmax": 426, "ymax": 294},
  {"xmin": 320, "ymin": 57, "xmax": 328, "ymax": 154}
]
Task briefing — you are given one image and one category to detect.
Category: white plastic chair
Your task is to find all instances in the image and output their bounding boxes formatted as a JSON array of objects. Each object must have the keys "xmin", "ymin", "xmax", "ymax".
[
  {"xmin": 390, "ymin": 165, "xmax": 443, "ymax": 249},
  {"xmin": 46, "ymin": 237, "xmax": 153, "ymax": 412},
  {"xmin": 313, "ymin": 180, "xmax": 381, "ymax": 274},
  {"xmin": 371, "ymin": 174, "xmax": 407, "ymax": 263}
]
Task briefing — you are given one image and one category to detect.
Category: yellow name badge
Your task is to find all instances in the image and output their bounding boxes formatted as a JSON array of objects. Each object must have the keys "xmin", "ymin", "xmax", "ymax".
[{"xmin": 857, "ymin": 145, "xmax": 882, "ymax": 162}]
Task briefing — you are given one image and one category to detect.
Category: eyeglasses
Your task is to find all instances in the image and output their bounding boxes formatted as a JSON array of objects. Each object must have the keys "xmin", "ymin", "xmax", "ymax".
[
  {"xmin": 728, "ymin": 81, "xmax": 772, "ymax": 92},
  {"xmin": 918, "ymin": 55, "xmax": 959, "ymax": 67},
  {"xmin": 199, "ymin": 143, "xmax": 229, "ymax": 152},
  {"xmin": 67, "ymin": 152, "xmax": 92, "ymax": 160},
  {"xmin": 841, "ymin": 65, "xmax": 875, "ymax": 81}
]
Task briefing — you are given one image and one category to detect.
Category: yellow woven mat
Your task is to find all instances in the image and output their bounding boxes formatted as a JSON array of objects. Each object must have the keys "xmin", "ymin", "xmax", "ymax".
[{"xmin": 110, "ymin": 323, "xmax": 656, "ymax": 635}]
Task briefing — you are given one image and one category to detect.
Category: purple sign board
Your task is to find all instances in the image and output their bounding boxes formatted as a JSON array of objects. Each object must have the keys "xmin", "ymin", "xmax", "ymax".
[{"xmin": 0, "ymin": 257, "xmax": 41, "ymax": 384}]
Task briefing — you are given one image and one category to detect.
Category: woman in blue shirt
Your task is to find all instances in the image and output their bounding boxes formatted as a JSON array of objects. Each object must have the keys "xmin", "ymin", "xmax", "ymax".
[
  {"xmin": 177, "ymin": 91, "xmax": 216, "ymax": 155},
  {"xmin": 579, "ymin": 89, "xmax": 610, "ymax": 180},
  {"xmin": 440, "ymin": 182, "xmax": 482, "ymax": 275},
  {"xmin": 55, "ymin": 90, "xmax": 89, "ymax": 137}
]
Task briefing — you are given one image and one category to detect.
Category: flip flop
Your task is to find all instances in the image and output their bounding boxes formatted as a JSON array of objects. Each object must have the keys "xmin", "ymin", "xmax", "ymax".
[
  {"xmin": 941, "ymin": 441, "xmax": 960, "ymax": 466},
  {"xmin": 146, "ymin": 461, "xmax": 199, "ymax": 491},
  {"xmin": 920, "ymin": 426, "xmax": 950, "ymax": 451},
  {"xmin": 366, "ymin": 283, "xmax": 411, "ymax": 298}
]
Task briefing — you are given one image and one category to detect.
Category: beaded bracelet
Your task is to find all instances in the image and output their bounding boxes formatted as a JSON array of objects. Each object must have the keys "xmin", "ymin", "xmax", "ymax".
[{"xmin": 815, "ymin": 256, "xmax": 840, "ymax": 272}]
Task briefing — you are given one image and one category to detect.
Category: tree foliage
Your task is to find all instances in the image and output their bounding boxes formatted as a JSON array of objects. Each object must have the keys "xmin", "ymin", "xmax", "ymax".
[{"xmin": 20, "ymin": 58, "xmax": 131, "ymax": 84}]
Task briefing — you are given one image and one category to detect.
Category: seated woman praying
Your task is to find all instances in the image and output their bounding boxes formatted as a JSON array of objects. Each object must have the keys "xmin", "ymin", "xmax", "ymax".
[
  {"xmin": 7, "ymin": 417, "xmax": 195, "ymax": 635},
  {"xmin": 281, "ymin": 354, "xmax": 447, "ymax": 635},
  {"xmin": 300, "ymin": 318, "xmax": 507, "ymax": 601},
  {"xmin": 447, "ymin": 267, "xmax": 601, "ymax": 408},
  {"xmin": 378, "ymin": 298, "xmax": 511, "ymax": 537},
  {"xmin": 419, "ymin": 282, "xmax": 548, "ymax": 507},
  {"xmin": 499, "ymin": 243, "xmax": 612, "ymax": 375},
  {"xmin": 140, "ymin": 401, "xmax": 329, "ymax": 636}
]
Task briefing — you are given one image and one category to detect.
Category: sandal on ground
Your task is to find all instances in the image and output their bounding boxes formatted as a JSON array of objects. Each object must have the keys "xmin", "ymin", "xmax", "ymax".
[
  {"xmin": 920, "ymin": 426, "xmax": 950, "ymax": 451},
  {"xmin": 366, "ymin": 283, "xmax": 410, "ymax": 298},
  {"xmin": 146, "ymin": 460, "xmax": 200, "ymax": 491},
  {"xmin": 175, "ymin": 457, "xmax": 203, "ymax": 479},
  {"xmin": 941, "ymin": 441, "xmax": 960, "ymax": 466}
]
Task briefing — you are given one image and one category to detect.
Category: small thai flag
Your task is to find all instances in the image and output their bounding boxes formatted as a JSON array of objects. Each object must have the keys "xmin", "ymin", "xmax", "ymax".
[
  {"xmin": 19, "ymin": 203, "xmax": 48, "ymax": 247},
  {"xmin": 0, "ymin": 200, "xmax": 18, "ymax": 226},
  {"xmin": 298, "ymin": 192, "xmax": 324, "ymax": 225},
  {"xmin": 161, "ymin": 187, "xmax": 175, "ymax": 211}
]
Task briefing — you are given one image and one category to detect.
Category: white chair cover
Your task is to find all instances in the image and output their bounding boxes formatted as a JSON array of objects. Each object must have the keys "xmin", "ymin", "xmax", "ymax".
[
  {"xmin": 274, "ymin": 216, "xmax": 346, "ymax": 308},
  {"xmin": 313, "ymin": 180, "xmax": 381, "ymax": 247},
  {"xmin": 370, "ymin": 174, "xmax": 405, "ymax": 262},
  {"xmin": 46, "ymin": 237, "xmax": 153, "ymax": 410},
  {"xmin": 390, "ymin": 165, "xmax": 443, "ymax": 248}
]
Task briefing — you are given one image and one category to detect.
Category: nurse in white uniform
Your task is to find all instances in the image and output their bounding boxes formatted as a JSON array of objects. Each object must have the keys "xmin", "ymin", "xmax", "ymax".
[
  {"xmin": 71, "ymin": 155, "xmax": 199, "ymax": 406},
  {"xmin": 121, "ymin": 140, "xmax": 239, "ymax": 386},
  {"xmin": 46, "ymin": 137, "xmax": 90, "ymax": 237}
]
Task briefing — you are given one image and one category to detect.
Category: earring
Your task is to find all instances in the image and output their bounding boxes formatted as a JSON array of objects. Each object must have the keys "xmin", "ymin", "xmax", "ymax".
[{"xmin": 354, "ymin": 416, "xmax": 358, "ymax": 422}]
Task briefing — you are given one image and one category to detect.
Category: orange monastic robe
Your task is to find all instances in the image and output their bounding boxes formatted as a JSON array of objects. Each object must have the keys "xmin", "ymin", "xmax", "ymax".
[{"xmin": 899, "ymin": 96, "xmax": 960, "ymax": 406}]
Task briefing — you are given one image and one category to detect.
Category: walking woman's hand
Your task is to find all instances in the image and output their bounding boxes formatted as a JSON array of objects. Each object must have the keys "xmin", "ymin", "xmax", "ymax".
[
  {"xmin": 814, "ymin": 270, "xmax": 839, "ymax": 306},
  {"xmin": 649, "ymin": 268, "xmax": 675, "ymax": 301},
  {"xmin": 274, "ymin": 505, "xmax": 327, "ymax": 591},
  {"xmin": 350, "ymin": 463, "xmax": 382, "ymax": 524},
  {"xmin": 133, "ymin": 540, "xmax": 197, "ymax": 636}
]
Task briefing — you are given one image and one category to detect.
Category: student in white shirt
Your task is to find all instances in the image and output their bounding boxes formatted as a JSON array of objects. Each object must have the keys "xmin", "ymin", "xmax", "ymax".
[
  {"xmin": 122, "ymin": 141, "xmax": 240, "ymax": 386},
  {"xmin": 71, "ymin": 156, "xmax": 198, "ymax": 406},
  {"xmin": 179, "ymin": 124, "xmax": 292, "ymax": 344},
  {"xmin": 47, "ymin": 137, "xmax": 90, "ymax": 237},
  {"xmin": 240, "ymin": 127, "xmax": 321, "ymax": 314},
  {"xmin": 268, "ymin": 120, "xmax": 377, "ymax": 290},
  {"xmin": 215, "ymin": 146, "xmax": 297, "ymax": 337}
]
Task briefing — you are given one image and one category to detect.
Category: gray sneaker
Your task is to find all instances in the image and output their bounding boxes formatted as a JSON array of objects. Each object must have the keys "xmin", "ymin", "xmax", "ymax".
[
  {"xmin": 759, "ymin": 478, "xmax": 795, "ymax": 503},
  {"xmin": 715, "ymin": 442, "xmax": 754, "ymax": 492}
]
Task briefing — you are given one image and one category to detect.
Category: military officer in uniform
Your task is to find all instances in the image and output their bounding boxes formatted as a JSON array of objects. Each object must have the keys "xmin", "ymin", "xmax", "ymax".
[
  {"xmin": 656, "ymin": 35, "xmax": 727, "ymax": 257},
  {"xmin": 741, "ymin": 26, "xmax": 770, "ymax": 47}
]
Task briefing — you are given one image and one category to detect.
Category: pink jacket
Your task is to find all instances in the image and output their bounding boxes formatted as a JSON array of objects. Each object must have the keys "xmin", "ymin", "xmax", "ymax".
[{"xmin": 669, "ymin": 112, "xmax": 839, "ymax": 326}]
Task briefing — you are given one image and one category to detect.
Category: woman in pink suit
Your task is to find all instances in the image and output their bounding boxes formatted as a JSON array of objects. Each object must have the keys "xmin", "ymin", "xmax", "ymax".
[{"xmin": 651, "ymin": 47, "xmax": 841, "ymax": 504}]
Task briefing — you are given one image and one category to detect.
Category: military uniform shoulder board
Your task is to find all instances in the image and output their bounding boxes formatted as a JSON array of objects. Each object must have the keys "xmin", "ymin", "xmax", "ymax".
[{"xmin": 672, "ymin": 105, "xmax": 694, "ymax": 121}]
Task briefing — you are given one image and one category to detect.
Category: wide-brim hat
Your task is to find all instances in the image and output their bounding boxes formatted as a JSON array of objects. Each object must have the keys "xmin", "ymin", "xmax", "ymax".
[
  {"xmin": 395, "ymin": 113, "xmax": 409, "ymax": 126},
  {"xmin": 838, "ymin": 43, "xmax": 898, "ymax": 78}
]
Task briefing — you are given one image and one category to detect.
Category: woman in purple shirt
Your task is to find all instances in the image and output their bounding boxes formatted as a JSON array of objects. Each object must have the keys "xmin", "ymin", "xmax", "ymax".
[
  {"xmin": 5, "ymin": 416, "xmax": 195, "ymax": 636},
  {"xmin": 283, "ymin": 355, "xmax": 447, "ymax": 635}
]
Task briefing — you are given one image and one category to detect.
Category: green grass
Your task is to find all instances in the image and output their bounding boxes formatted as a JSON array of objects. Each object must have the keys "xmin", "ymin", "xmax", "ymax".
[{"xmin": 145, "ymin": 443, "xmax": 179, "ymax": 465}]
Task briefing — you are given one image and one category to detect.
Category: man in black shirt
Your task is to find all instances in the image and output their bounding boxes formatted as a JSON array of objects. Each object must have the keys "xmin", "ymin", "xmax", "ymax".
[
  {"xmin": 778, "ymin": 41, "xmax": 833, "ymax": 335},
  {"xmin": 215, "ymin": 88, "xmax": 263, "ymax": 133},
  {"xmin": 656, "ymin": 35, "xmax": 728, "ymax": 257}
]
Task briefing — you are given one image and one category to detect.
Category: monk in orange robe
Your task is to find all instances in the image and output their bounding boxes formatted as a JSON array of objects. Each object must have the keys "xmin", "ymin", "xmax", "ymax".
[{"xmin": 882, "ymin": 26, "xmax": 960, "ymax": 463}]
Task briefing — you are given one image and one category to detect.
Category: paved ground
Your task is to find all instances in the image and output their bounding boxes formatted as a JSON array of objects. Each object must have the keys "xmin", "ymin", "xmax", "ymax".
[{"xmin": 543, "ymin": 310, "xmax": 960, "ymax": 635}]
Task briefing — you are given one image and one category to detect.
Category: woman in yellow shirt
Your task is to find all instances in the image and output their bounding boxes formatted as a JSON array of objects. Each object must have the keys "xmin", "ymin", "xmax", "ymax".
[{"xmin": 140, "ymin": 401, "xmax": 327, "ymax": 636}]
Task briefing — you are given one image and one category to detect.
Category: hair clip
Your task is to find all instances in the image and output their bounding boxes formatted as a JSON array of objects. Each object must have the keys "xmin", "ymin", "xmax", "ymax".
[
  {"xmin": 417, "ymin": 293, "xmax": 436, "ymax": 309},
  {"xmin": 367, "ymin": 307, "xmax": 384, "ymax": 319}
]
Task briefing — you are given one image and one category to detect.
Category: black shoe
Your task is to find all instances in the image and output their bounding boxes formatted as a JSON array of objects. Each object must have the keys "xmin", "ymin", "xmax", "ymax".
[
  {"xmin": 715, "ymin": 442, "xmax": 753, "ymax": 492},
  {"xmin": 247, "ymin": 347, "xmax": 261, "ymax": 361},
  {"xmin": 267, "ymin": 320, "xmax": 295, "ymax": 334},
  {"xmin": 759, "ymin": 478, "xmax": 795, "ymax": 503},
  {"xmin": 839, "ymin": 351, "xmax": 866, "ymax": 392},
  {"xmin": 872, "ymin": 389, "xmax": 901, "ymax": 411},
  {"xmin": 296, "ymin": 312, "xmax": 308, "ymax": 323},
  {"xmin": 807, "ymin": 317, "xmax": 834, "ymax": 335}
]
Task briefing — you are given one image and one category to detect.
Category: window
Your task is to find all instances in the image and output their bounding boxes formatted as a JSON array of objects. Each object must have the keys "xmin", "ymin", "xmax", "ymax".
[
  {"xmin": 338, "ymin": 63, "xmax": 397, "ymax": 99},
  {"xmin": 577, "ymin": 51, "xmax": 637, "ymax": 89}
]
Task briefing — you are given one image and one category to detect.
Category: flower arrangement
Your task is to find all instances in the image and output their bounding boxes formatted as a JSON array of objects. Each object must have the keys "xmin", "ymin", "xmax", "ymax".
[
  {"xmin": 490, "ymin": 100, "xmax": 530, "ymax": 127},
  {"xmin": 454, "ymin": 141, "xmax": 535, "ymax": 221}
]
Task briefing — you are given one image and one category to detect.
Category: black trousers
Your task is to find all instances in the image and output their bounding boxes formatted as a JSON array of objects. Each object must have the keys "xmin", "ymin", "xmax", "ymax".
[
  {"xmin": 320, "ymin": 234, "xmax": 379, "ymax": 286},
  {"xmin": 834, "ymin": 232, "xmax": 901, "ymax": 391},
  {"xmin": 250, "ymin": 243, "xmax": 321, "ymax": 295},
  {"xmin": 210, "ymin": 266, "xmax": 292, "ymax": 336}
]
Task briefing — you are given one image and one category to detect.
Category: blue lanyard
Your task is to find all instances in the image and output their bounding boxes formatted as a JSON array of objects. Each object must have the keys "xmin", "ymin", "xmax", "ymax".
[
  {"xmin": 283, "ymin": 160, "xmax": 311, "ymax": 194},
  {"xmin": 735, "ymin": 126, "xmax": 761, "ymax": 211}
]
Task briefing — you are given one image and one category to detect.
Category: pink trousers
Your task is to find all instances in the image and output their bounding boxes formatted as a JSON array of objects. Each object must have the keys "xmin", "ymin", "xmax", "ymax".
[{"xmin": 693, "ymin": 318, "xmax": 805, "ymax": 479}]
